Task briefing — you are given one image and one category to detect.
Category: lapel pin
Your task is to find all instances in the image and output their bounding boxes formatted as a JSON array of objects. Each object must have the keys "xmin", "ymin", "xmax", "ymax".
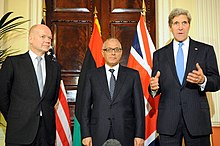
[{"xmin": 195, "ymin": 48, "xmax": 198, "ymax": 51}]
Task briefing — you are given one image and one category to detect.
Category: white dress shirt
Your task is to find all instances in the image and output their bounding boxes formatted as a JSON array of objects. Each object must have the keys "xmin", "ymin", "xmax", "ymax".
[
  {"xmin": 105, "ymin": 64, "xmax": 119, "ymax": 90},
  {"xmin": 29, "ymin": 50, "xmax": 46, "ymax": 86}
]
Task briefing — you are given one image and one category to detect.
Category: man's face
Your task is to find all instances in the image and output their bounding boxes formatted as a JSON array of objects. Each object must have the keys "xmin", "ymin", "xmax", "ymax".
[
  {"xmin": 29, "ymin": 25, "xmax": 52, "ymax": 55},
  {"xmin": 102, "ymin": 39, "xmax": 122, "ymax": 67},
  {"xmin": 170, "ymin": 14, "xmax": 190, "ymax": 42}
]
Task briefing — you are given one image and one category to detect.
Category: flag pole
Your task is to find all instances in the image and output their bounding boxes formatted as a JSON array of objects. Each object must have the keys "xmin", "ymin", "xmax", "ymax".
[
  {"xmin": 92, "ymin": 6, "xmax": 102, "ymax": 41},
  {"xmin": 141, "ymin": 0, "xmax": 147, "ymax": 22},
  {"xmin": 93, "ymin": 6, "xmax": 98, "ymax": 17}
]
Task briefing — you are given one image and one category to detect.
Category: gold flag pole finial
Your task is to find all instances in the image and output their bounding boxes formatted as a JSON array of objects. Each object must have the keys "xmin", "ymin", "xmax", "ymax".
[
  {"xmin": 93, "ymin": 6, "xmax": 98, "ymax": 17},
  {"xmin": 141, "ymin": 0, "xmax": 146, "ymax": 16}
]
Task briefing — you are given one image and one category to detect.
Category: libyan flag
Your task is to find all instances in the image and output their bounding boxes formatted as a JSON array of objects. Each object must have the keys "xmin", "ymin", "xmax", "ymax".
[{"xmin": 73, "ymin": 15, "xmax": 104, "ymax": 146}]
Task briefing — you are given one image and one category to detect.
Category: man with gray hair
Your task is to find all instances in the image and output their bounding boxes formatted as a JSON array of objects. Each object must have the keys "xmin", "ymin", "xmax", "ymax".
[
  {"xmin": 149, "ymin": 8, "xmax": 220, "ymax": 146},
  {"xmin": 0, "ymin": 24, "xmax": 61, "ymax": 146}
]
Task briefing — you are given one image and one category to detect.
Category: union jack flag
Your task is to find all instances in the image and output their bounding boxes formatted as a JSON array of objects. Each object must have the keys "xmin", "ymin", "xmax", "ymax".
[{"xmin": 127, "ymin": 14, "xmax": 160, "ymax": 146}]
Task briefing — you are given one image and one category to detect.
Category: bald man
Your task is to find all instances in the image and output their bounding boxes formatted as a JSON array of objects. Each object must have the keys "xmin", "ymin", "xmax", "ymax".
[{"xmin": 0, "ymin": 24, "xmax": 61, "ymax": 146}]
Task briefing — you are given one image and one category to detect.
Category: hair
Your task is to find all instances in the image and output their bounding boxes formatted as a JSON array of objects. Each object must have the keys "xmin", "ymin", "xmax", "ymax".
[
  {"xmin": 168, "ymin": 8, "xmax": 192, "ymax": 27},
  {"xmin": 28, "ymin": 24, "xmax": 49, "ymax": 37},
  {"xmin": 29, "ymin": 25, "xmax": 38, "ymax": 36},
  {"xmin": 102, "ymin": 37, "xmax": 122, "ymax": 50},
  {"xmin": 102, "ymin": 139, "xmax": 122, "ymax": 146}
]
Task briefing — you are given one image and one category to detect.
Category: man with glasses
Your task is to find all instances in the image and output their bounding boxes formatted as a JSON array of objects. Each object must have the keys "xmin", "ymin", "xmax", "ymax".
[{"xmin": 81, "ymin": 38, "xmax": 145, "ymax": 146}]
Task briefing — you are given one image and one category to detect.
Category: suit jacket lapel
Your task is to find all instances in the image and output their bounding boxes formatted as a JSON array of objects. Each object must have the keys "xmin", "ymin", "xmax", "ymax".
[
  {"xmin": 112, "ymin": 65, "xmax": 127, "ymax": 102},
  {"xmin": 98, "ymin": 66, "xmax": 112, "ymax": 100},
  {"xmin": 182, "ymin": 39, "xmax": 199, "ymax": 85},
  {"xmin": 24, "ymin": 52, "xmax": 41, "ymax": 97},
  {"xmin": 41, "ymin": 54, "xmax": 53, "ymax": 98},
  {"xmin": 166, "ymin": 42, "xmax": 181, "ymax": 84}
]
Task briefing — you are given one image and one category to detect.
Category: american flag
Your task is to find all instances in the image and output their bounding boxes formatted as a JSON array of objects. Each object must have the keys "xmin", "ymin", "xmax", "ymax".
[
  {"xmin": 48, "ymin": 47, "xmax": 72, "ymax": 146},
  {"xmin": 55, "ymin": 80, "xmax": 72, "ymax": 146},
  {"xmin": 127, "ymin": 15, "xmax": 160, "ymax": 146}
]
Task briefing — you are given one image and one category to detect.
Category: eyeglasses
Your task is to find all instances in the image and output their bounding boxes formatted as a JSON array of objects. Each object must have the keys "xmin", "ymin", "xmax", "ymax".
[{"xmin": 102, "ymin": 47, "xmax": 122, "ymax": 53}]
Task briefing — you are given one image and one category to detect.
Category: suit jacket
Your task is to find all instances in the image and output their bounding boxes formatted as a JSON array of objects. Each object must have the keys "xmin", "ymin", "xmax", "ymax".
[
  {"xmin": 80, "ymin": 65, "xmax": 145, "ymax": 146},
  {"xmin": 0, "ymin": 52, "xmax": 61, "ymax": 144},
  {"xmin": 151, "ymin": 38, "xmax": 220, "ymax": 136}
]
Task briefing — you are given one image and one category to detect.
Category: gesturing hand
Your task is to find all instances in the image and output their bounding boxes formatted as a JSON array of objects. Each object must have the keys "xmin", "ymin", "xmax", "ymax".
[
  {"xmin": 150, "ymin": 71, "xmax": 160, "ymax": 91},
  {"xmin": 187, "ymin": 63, "xmax": 205, "ymax": 84}
]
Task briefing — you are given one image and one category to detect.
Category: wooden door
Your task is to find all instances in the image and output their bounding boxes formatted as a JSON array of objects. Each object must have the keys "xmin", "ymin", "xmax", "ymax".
[{"xmin": 45, "ymin": 0, "xmax": 155, "ymax": 124}]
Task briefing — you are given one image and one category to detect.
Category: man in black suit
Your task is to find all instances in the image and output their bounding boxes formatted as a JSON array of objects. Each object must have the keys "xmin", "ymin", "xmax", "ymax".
[
  {"xmin": 149, "ymin": 8, "xmax": 220, "ymax": 146},
  {"xmin": 0, "ymin": 24, "xmax": 61, "ymax": 146},
  {"xmin": 81, "ymin": 38, "xmax": 145, "ymax": 146}
]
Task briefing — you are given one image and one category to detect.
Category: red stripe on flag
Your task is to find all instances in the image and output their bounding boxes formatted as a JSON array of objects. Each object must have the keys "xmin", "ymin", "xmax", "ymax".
[
  {"xmin": 55, "ymin": 81, "xmax": 72, "ymax": 146},
  {"xmin": 58, "ymin": 87, "xmax": 71, "ymax": 127},
  {"xmin": 127, "ymin": 55, "xmax": 150, "ymax": 98},
  {"xmin": 139, "ymin": 16, "xmax": 152, "ymax": 68},
  {"xmin": 55, "ymin": 112, "xmax": 70, "ymax": 146},
  {"xmin": 145, "ymin": 102, "xmax": 158, "ymax": 139}
]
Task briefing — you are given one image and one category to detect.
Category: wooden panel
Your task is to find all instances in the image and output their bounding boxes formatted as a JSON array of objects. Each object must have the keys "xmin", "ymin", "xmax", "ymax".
[
  {"xmin": 54, "ymin": 0, "xmax": 90, "ymax": 12},
  {"xmin": 145, "ymin": 0, "xmax": 155, "ymax": 39},
  {"xmin": 111, "ymin": 22, "xmax": 138, "ymax": 65},
  {"xmin": 52, "ymin": 22, "xmax": 91, "ymax": 89},
  {"xmin": 111, "ymin": 0, "xmax": 142, "ymax": 13},
  {"xmin": 101, "ymin": 0, "xmax": 155, "ymax": 44},
  {"xmin": 53, "ymin": 23, "xmax": 90, "ymax": 71}
]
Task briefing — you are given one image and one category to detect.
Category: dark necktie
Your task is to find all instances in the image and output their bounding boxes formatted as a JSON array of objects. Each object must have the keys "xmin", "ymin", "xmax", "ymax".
[
  {"xmin": 109, "ymin": 69, "xmax": 116, "ymax": 98},
  {"xmin": 36, "ymin": 56, "xmax": 43, "ymax": 96},
  {"xmin": 176, "ymin": 42, "xmax": 184, "ymax": 84}
]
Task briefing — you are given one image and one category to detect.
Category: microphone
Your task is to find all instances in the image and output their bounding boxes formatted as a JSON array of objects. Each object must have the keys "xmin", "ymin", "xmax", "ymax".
[{"xmin": 102, "ymin": 139, "xmax": 121, "ymax": 146}]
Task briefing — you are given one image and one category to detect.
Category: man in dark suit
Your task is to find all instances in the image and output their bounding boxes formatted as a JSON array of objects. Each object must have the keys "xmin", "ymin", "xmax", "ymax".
[
  {"xmin": 149, "ymin": 8, "xmax": 220, "ymax": 146},
  {"xmin": 80, "ymin": 38, "xmax": 145, "ymax": 146},
  {"xmin": 0, "ymin": 24, "xmax": 61, "ymax": 146}
]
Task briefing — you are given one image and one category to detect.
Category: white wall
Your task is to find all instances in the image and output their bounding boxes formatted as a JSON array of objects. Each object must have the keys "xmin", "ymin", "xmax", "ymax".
[
  {"xmin": 0, "ymin": 0, "xmax": 43, "ymax": 54},
  {"xmin": 3, "ymin": 0, "xmax": 30, "ymax": 54}
]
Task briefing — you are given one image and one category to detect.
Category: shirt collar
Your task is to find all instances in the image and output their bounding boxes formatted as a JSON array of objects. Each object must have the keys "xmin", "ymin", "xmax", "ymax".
[
  {"xmin": 173, "ymin": 37, "xmax": 190, "ymax": 47},
  {"xmin": 105, "ymin": 64, "xmax": 119, "ymax": 72},
  {"xmin": 29, "ymin": 50, "xmax": 45, "ymax": 61}
]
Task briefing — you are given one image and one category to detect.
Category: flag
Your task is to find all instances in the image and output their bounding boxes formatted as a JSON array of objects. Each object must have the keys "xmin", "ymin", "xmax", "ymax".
[
  {"xmin": 55, "ymin": 80, "xmax": 72, "ymax": 146},
  {"xmin": 48, "ymin": 47, "xmax": 72, "ymax": 146},
  {"xmin": 73, "ymin": 15, "xmax": 104, "ymax": 146},
  {"xmin": 127, "ymin": 15, "xmax": 160, "ymax": 146}
]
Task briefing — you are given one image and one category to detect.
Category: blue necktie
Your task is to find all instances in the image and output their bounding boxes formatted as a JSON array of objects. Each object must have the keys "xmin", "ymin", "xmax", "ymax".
[{"xmin": 176, "ymin": 42, "xmax": 184, "ymax": 84}]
